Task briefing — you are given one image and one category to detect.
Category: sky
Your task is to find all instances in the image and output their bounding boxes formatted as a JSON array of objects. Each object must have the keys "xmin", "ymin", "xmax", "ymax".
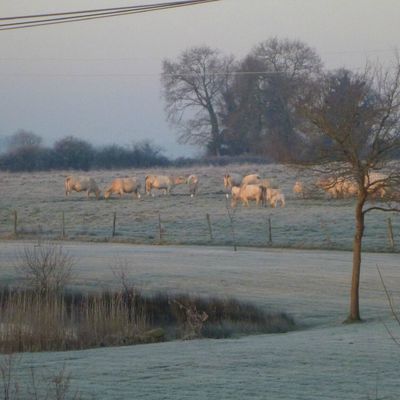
[{"xmin": 1, "ymin": 0, "xmax": 400, "ymax": 158}]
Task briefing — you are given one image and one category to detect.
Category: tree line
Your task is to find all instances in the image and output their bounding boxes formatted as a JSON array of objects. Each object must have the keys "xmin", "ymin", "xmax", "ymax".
[
  {"xmin": 161, "ymin": 38, "xmax": 400, "ymax": 162},
  {"xmin": 0, "ymin": 131, "xmax": 169, "ymax": 171}
]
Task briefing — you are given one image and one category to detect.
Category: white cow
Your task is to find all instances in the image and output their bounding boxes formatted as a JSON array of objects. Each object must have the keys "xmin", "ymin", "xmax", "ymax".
[
  {"xmin": 266, "ymin": 188, "xmax": 285, "ymax": 208},
  {"xmin": 231, "ymin": 184, "xmax": 266, "ymax": 207},
  {"xmin": 187, "ymin": 174, "xmax": 199, "ymax": 197},
  {"xmin": 65, "ymin": 176, "xmax": 101, "ymax": 199},
  {"xmin": 145, "ymin": 175, "xmax": 186, "ymax": 196},
  {"xmin": 241, "ymin": 174, "xmax": 261, "ymax": 186},
  {"xmin": 104, "ymin": 177, "xmax": 141, "ymax": 199},
  {"xmin": 224, "ymin": 173, "xmax": 243, "ymax": 189}
]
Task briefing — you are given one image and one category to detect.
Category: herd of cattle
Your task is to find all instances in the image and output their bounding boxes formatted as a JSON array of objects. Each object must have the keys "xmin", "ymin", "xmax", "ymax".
[
  {"xmin": 64, "ymin": 171, "xmax": 394, "ymax": 207},
  {"xmin": 64, "ymin": 173, "xmax": 286, "ymax": 208}
]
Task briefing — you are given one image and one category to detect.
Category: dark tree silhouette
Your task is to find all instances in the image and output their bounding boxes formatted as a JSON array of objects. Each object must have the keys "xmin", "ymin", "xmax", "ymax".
[
  {"xmin": 161, "ymin": 46, "xmax": 235, "ymax": 156},
  {"xmin": 301, "ymin": 63, "xmax": 400, "ymax": 322}
]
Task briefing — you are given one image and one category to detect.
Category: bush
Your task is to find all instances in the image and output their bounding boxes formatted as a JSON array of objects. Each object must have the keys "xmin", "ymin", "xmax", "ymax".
[
  {"xmin": 0, "ymin": 355, "xmax": 81, "ymax": 399},
  {"xmin": 15, "ymin": 242, "xmax": 75, "ymax": 293},
  {"xmin": 53, "ymin": 136, "xmax": 95, "ymax": 170},
  {"xmin": 0, "ymin": 147, "xmax": 56, "ymax": 172}
]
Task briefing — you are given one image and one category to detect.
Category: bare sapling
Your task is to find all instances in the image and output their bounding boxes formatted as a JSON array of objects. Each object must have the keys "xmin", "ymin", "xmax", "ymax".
[
  {"xmin": 300, "ymin": 57, "xmax": 400, "ymax": 322},
  {"xmin": 376, "ymin": 265, "xmax": 400, "ymax": 347},
  {"xmin": 225, "ymin": 197, "xmax": 237, "ymax": 251},
  {"xmin": 15, "ymin": 241, "xmax": 75, "ymax": 293},
  {"xmin": 0, "ymin": 355, "xmax": 81, "ymax": 400}
]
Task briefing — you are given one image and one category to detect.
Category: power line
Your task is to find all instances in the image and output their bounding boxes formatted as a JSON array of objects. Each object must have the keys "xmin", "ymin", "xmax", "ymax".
[{"xmin": 0, "ymin": 0, "xmax": 220, "ymax": 31}]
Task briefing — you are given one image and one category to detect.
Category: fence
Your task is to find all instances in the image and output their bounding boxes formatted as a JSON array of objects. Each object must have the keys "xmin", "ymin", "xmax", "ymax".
[{"xmin": 1, "ymin": 204, "xmax": 399, "ymax": 252}]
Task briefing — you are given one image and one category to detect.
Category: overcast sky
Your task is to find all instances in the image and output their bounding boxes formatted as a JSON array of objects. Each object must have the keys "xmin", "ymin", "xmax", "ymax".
[{"xmin": 1, "ymin": 0, "xmax": 400, "ymax": 157}]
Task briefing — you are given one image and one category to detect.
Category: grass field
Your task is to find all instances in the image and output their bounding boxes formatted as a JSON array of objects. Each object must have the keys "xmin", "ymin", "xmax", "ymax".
[
  {"xmin": 0, "ymin": 164, "xmax": 398, "ymax": 251},
  {"xmin": 0, "ymin": 242, "xmax": 399, "ymax": 399}
]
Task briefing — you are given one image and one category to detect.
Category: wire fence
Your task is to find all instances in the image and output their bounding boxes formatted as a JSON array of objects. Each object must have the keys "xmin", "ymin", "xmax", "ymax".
[{"xmin": 1, "ymin": 202, "xmax": 399, "ymax": 252}]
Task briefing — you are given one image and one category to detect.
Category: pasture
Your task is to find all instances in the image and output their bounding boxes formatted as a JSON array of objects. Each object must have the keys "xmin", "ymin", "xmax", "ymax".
[
  {"xmin": 0, "ymin": 242, "xmax": 399, "ymax": 399},
  {"xmin": 0, "ymin": 164, "xmax": 399, "ymax": 251},
  {"xmin": 0, "ymin": 164, "xmax": 399, "ymax": 399}
]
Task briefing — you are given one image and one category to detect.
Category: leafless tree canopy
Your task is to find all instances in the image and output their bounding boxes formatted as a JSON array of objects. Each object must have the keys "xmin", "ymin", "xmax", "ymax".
[
  {"xmin": 16, "ymin": 242, "xmax": 75, "ymax": 293},
  {"xmin": 161, "ymin": 46, "xmax": 235, "ymax": 156},
  {"xmin": 6, "ymin": 130, "xmax": 43, "ymax": 152},
  {"xmin": 299, "ymin": 59, "xmax": 400, "ymax": 322}
]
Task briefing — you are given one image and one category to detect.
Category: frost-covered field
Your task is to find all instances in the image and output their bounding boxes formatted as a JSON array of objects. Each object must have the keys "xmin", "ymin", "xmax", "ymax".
[
  {"xmin": 0, "ymin": 241, "xmax": 399, "ymax": 399},
  {"xmin": 0, "ymin": 164, "xmax": 399, "ymax": 251}
]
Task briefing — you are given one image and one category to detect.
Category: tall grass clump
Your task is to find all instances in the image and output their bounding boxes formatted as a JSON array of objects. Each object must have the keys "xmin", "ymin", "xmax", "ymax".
[
  {"xmin": 0, "ymin": 355, "xmax": 81, "ymax": 399},
  {"xmin": 0, "ymin": 287, "xmax": 295, "ymax": 353},
  {"xmin": 0, "ymin": 244, "xmax": 296, "ymax": 353},
  {"xmin": 0, "ymin": 287, "xmax": 151, "ymax": 353}
]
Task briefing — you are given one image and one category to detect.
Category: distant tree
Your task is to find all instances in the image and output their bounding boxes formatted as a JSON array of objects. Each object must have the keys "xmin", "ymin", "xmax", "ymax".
[
  {"xmin": 161, "ymin": 46, "xmax": 235, "ymax": 156},
  {"xmin": 131, "ymin": 140, "xmax": 169, "ymax": 167},
  {"xmin": 0, "ymin": 146, "xmax": 54, "ymax": 171},
  {"xmin": 222, "ymin": 38, "xmax": 322, "ymax": 160},
  {"xmin": 7, "ymin": 129, "xmax": 42, "ymax": 151},
  {"xmin": 53, "ymin": 136, "xmax": 94, "ymax": 170},
  {"xmin": 0, "ymin": 135, "xmax": 8, "ymax": 153},
  {"xmin": 0, "ymin": 130, "xmax": 55, "ymax": 171},
  {"xmin": 94, "ymin": 144, "xmax": 133, "ymax": 169},
  {"xmin": 300, "ymin": 63, "xmax": 400, "ymax": 322}
]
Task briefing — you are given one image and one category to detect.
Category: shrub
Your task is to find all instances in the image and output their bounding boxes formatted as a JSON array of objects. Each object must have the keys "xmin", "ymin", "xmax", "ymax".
[
  {"xmin": 53, "ymin": 136, "xmax": 94, "ymax": 171},
  {"xmin": 15, "ymin": 242, "xmax": 75, "ymax": 293}
]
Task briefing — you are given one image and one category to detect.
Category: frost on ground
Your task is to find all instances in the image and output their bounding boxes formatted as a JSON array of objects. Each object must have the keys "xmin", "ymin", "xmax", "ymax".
[
  {"xmin": 0, "ymin": 165, "xmax": 398, "ymax": 251},
  {"xmin": 0, "ymin": 241, "xmax": 399, "ymax": 399}
]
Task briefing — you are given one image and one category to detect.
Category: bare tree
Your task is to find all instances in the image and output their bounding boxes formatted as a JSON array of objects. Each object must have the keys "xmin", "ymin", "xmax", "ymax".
[
  {"xmin": 300, "ymin": 61, "xmax": 400, "ymax": 322},
  {"xmin": 7, "ymin": 130, "xmax": 42, "ymax": 151},
  {"xmin": 161, "ymin": 46, "xmax": 235, "ymax": 156},
  {"xmin": 16, "ymin": 242, "xmax": 75, "ymax": 293},
  {"xmin": 221, "ymin": 38, "xmax": 323, "ymax": 159}
]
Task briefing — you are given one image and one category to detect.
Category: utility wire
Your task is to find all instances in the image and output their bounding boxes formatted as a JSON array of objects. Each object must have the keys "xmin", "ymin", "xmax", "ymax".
[{"xmin": 0, "ymin": 0, "xmax": 220, "ymax": 31}]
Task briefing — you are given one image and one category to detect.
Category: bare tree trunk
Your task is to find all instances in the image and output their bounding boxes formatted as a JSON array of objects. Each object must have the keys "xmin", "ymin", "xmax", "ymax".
[
  {"xmin": 347, "ymin": 198, "xmax": 365, "ymax": 322},
  {"xmin": 210, "ymin": 113, "xmax": 221, "ymax": 157}
]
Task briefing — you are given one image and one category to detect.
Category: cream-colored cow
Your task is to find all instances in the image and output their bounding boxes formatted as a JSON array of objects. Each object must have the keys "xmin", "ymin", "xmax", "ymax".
[
  {"xmin": 145, "ymin": 175, "xmax": 186, "ymax": 196},
  {"xmin": 65, "ymin": 176, "xmax": 101, "ymax": 199},
  {"xmin": 104, "ymin": 178, "xmax": 141, "ymax": 199}
]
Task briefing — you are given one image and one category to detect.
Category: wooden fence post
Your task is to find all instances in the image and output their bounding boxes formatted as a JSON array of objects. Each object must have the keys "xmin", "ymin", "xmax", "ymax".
[
  {"xmin": 387, "ymin": 217, "xmax": 394, "ymax": 250},
  {"xmin": 158, "ymin": 212, "xmax": 163, "ymax": 243},
  {"xmin": 206, "ymin": 213, "xmax": 213, "ymax": 242},
  {"xmin": 61, "ymin": 211, "xmax": 65, "ymax": 239},
  {"xmin": 112, "ymin": 211, "xmax": 117, "ymax": 237},
  {"xmin": 13, "ymin": 210, "xmax": 17, "ymax": 236},
  {"xmin": 267, "ymin": 216, "xmax": 272, "ymax": 245}
]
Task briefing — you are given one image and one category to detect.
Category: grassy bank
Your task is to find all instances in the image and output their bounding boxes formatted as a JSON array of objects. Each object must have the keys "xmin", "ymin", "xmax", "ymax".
[{"xmin": 0, "ymin": 287, "xmax": 295, "ymax": 353}]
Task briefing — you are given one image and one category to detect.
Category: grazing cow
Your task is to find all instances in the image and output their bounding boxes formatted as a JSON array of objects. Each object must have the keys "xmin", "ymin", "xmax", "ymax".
[
  {"xmin": 230, "ymin": 186, "xmax": 241, "ymax": 202},
  {"xmin": 145, "ymin": 175, "xmax": 186, "ymax": 196},
  {"xmin": 104, "ymin": 178, "xmax": 141, "ymax": 199},
  {"xmin": 224, "ymin": 173, "xmax": 243, "ymax": 189},
  {"xmin": 186, "ymin": 174, "xmax": 199, "ymax": 197},
  {"xmin": 65, "ymin": 176, "xmax": 100, "ymax": 199},
  {"xmin": 367, "ymin": 172, "xmax": 388, "ymax": 199},
  {"xmin": 259, "ymin": 178, "xmax": 271, "ymax": 189},
  {"xmin": 293, "ymin": 181, "xmax": 304, "ymax": 198},
  {"xmin": 316, "ymin": 174, "xmax": 388, "ymax": 199},
  {"xmin": 231, "ymin": 184, "xmax": 266, "ymax": 207},
  {"xmin": 241, "ymin": 174, "xmax": 261, "ymax": 186},
  {"xmin": 266, "ymin": 188, "xmax": 286, "ymax": 208},
  {"xmin": 316, "ymin": 177, "xmax": 348, "ymax": 198}
]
